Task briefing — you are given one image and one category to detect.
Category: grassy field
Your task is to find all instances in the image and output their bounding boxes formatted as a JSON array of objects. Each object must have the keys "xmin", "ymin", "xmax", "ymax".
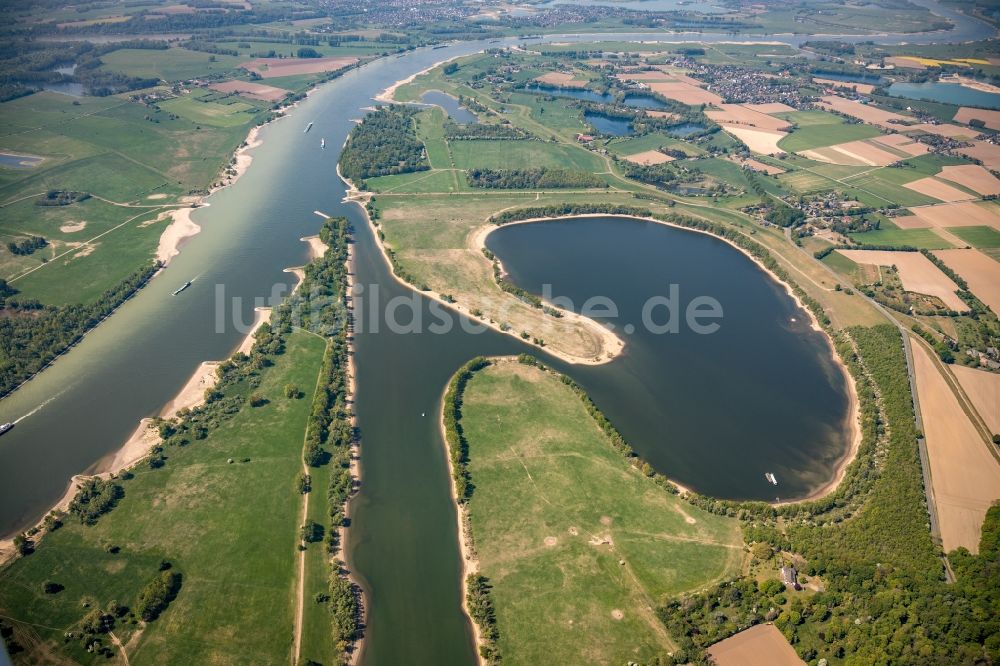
[
  {"xmin": 606, "ymin": 132, "xmax": 704, "ymax": 157},
  {"xmin": 948, "ymin": 225, "xmax": 1000, "ymax": 249},
  {"xmin": 98, "ymin": 48, "xmax": 244, "ymax": 82},
  {"xmin": 0, "ymin": 88, "xmax": 258, "ymax": 304},
  {"xmin": 848, "ymin": 227, "xmax": 954, "ymax": 249},
  {"xmin": 158, "ymin": 89, "xmax": 261, "ymax": 128},
  {"xmin": 0, "ymin": 331, "xmax": 326, "ymax": 665},
  {"xmin": 449, "ymin": 139, "xmax": 604, "ymax": 172},
  {"xmin": 777, "ymin": 113, "xmax": 882, "ymax": 152},
  {"xmin": 460, "ymin": 361, "xmax": 742, "ymax": 664}
]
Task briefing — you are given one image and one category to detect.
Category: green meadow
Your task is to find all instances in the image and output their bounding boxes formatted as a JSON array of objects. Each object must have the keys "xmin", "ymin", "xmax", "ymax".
[
  {"xmin": 0, "ymin": 88, "xmax": 259, "ymax": 304},
  {"xmin": 97, "ymin": 48, "xmax": 244, "ymax": 82},
  {"xmin": 460, "ymin": 361, "xmax": 742, "ymax": 664},
  {"xmin": 0, "ymin": 331, "xmax": 327, "ymax": 665},
  {"xmin": 778, "ymin": 113, "xmax": 882, "ymax": 152}
]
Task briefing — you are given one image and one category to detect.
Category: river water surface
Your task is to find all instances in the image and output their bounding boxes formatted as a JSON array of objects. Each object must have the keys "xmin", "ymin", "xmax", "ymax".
[{"xmin": 1, "ymin": 6, "xmax": 994, "ymax": 662}]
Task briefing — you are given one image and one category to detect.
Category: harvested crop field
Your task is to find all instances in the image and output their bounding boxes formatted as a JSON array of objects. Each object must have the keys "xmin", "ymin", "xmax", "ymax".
[
  {"xmin": 911, "ymin": 343, "xmax": 1000, "ymax": 553},
  {"xmin": 209, "ymin": 79, "xmax": 290, "ymax": 101},
  {"xmin": 705, "ymin": 104, "xmax": 791, "ymax": 131},
  {"xmin": 934, "ymin": 248, "xmax": 1000, "ymax": 313},
  {"xmin": 706, "ymin": 624, "xmax": 805, "ymax": 666},
  {"xmin": 951, "ymin": 365, "xmax": 1000, "ymax": 436},
  {"xmin": 813, "ymin": 77, "xmax": 875, "ymax": 94},
  {"xmin": 887, "ymin": 56, "xmax": 927, "ymax": 69},
  {"xmin": 800, "ymin": 139, "xmax": 901, "ymax": 166},
  {"xmin": 720, "ymin": 125, "xmax": 786, "ymax": 154},
  {"xmin": 903, "ymin": 176, "xmax": 976, "ymax": 202},
  {"xmin": 954, "ymin": 107, "xmax": 1000, "ymax": 130},
  {"xmin": 741, "ymin": 158, "xmax": 785, "ymax": 174},
  {"xmin": 742, "ymin": 102, "xmax": 796, "ymax": 114},
  {"xmin": 819, "ymin": 95, "xmax": 914, "ymax": 129},
  {"xmin": 903, "ymin": 201, "xmax": 1000, "ymax": 230},
  {"xmin": 937, "ymin": 165, "xmax": 1000, "ymax": 196},
  {"xmin": 911, "ymin": 123, "xmax": 976, "ymax": 139},
  {"xmin": 957, "ymin": 140, "xmax": 1000, "ymax": 170},
  {"xmin": 240, "ymin": 56, "xmax": 358, "ymax": 78},
  {"xmin": 649, "ymin": 81, "xmax": 722, "ymax": 105},
  {"xmin": 623, "ymin": 149, "xmax": 675, "ymax": 165},
  {"xmin": 534, "ymin": 71, "xmax": 588, "ymax": 88},
  {"xmin": 870, "ymin": 133, "xmax": 928, "ymax": 156},
  {"xmin": 837, "ymin": 249, "xmax": 966, "ymax": 310}
]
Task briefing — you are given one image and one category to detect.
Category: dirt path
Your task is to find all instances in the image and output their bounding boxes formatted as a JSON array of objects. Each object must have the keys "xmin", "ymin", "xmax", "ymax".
[
  {"xmin": 109, "ymin": 631, "xmax": 130, "ymax": 666},
  {"xmin": 291, "ymin": 333, "xmax": 331, "ymax": 665}
]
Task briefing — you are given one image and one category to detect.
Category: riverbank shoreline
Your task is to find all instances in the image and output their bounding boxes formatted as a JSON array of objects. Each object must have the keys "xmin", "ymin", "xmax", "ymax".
[
  {"xmin": 374, "ymin": 55, "xmax": 466, "ymax": 104},
  {"xmin": 0, "ymin": 284, "xmax": 276, "ymax": 558},
  {"xmin": 437, "ymin": 379, "xmax": 487, "ymax": 666}
]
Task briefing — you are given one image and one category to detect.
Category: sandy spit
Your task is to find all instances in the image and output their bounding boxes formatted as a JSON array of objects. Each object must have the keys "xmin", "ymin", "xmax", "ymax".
[{"xmin": 339, "ymin": 167, "xmax": 623, "ymax": 366}]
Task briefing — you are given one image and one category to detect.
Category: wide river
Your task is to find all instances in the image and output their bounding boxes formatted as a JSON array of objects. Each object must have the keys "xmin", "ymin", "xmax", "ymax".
[{"xmin": 0, "ymin": 6, "xmax": 994, "ymax": 663}]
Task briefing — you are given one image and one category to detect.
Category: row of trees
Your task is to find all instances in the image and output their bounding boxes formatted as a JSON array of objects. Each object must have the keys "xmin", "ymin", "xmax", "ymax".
[
  {"xmin": 340, "ymin": 105, "xmax": 429, "ymax": 181},
  {"xmin": 489, "ymin": 203, "xmax": 653, "ymax": 225},
  {"xmin": 289, "ymin": 216, "xmax": 360, "ymax": 653},
  {"xmin": 466, "ymin": 167, "xmax": 605, "ymax": 189},
  {"xmin": 0, "ymin": 262, "xmax": 161, "ymax": 398},
  {"xmin": 443, "ymin": 121, "xmax": 528, "ymax": 141},
  {"xmin": 6, "ymin": 236, "xmax": 47, "ymax": 256}
]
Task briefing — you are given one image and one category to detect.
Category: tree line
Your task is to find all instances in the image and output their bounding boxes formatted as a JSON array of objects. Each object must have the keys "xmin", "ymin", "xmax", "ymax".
[
  {"xmin": 0, "ymin": 262, "xmax": 161, "ymax": 398},
  {"xmin": 466, "ymin": 167, "xmax": 605, "ymax": 189},
  {"xmin": 286, "ymin": 216, "xmax": 360, "ymax": 653}
]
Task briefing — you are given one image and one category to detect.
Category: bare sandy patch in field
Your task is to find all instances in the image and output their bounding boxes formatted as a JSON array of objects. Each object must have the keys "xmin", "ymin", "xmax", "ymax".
[
  {"xmin": 241, "ymin": 56, "xmax": 358, "ymax": 79},
  {"xmin": 869, "ymin": 133, "xmax": 928, "ymax": 156},
  {"xmin": 937, "ymin": 165, "xmax": 1000, "ymax": 196},
  {"xmin": 146, "ymin": 193, "xmax": 168, "ymax": 200},
  {"xmin": 951, "ymin": 365, "xmax": 1000, "ymax": 436},
  {"xmin": 534, "ymin": 72, "xmax": 588, "ymax": 88},
  {"xmin": 209, "ymin": 79, "xmax": 290, "ymax": 102},
  {"xmin": 70, "ymin": 244, "xmax": 96, "ymax": 260},
  {"xmin": 905, "ymin": 201, "xmax": 1000, "ymax": 230},
  {"xmin": 904, "ymin": 176, "xmax": 976, "ymax": 202},
  {"xmin": 742, "ymin": 102, "xmax": 796, "ymax": 114},
  {"xmin": 819, "ymin": 95, "xmax": 915, "ymax": 129},
  {"xmin": 912, "ymin": 343, "xmax": 1000, "ymax": 553},
  {"xmin": 957, "ymin": 140, "xmax": 1000, "ymax": 170},
  {"xmin": 720, "ymin": 125, "xmax": 786, "ymax": 154},
  {"xmin": 935, "ymin": 248, "xmax": 1000, "ymax": 313},
  {"xmin": 637, "ymin": 80, "xmax": 722, "ymax": 106},
  {"xmin": 813, "ymin": 77, "xmax": 875, "ymax": 94},
  {"xmin": 707, "ymin": 624, "xmax": 805, "ymax": 666},
  {"xmin": 954, "ymin": 107, "xmax": 1000, "ymax": 131},
  {"xmin": 837, "ymin": 249, "xmax": 966, "ymax": 310},
  {"xmin": 623, "ymin": 150, "xmax": 674, "ymax": 165},
  {"xmin": 59, "ymin": 221, "xmax": 86, "ymax": 233}
]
